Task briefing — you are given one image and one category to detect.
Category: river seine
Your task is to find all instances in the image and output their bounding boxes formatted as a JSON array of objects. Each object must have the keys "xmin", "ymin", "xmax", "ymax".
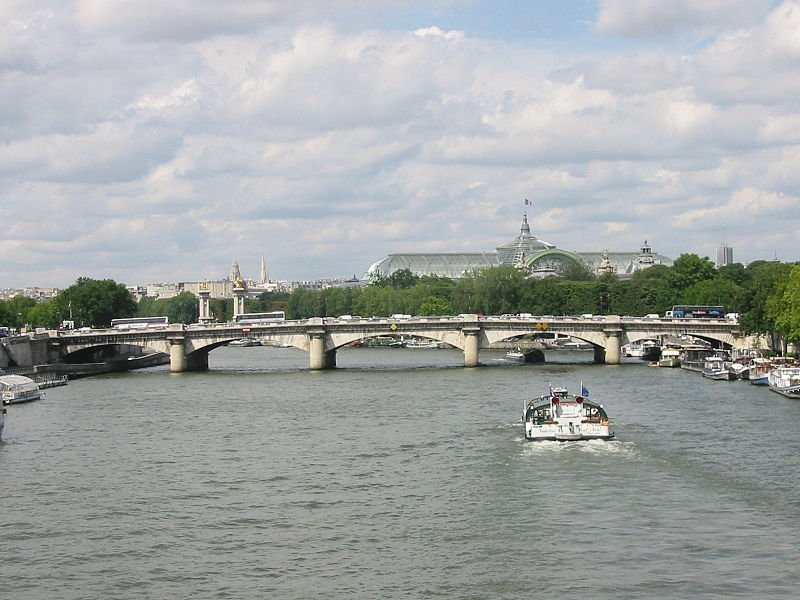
[{"xmin": 2, "ymin": 346, "xmax": 799, "ymax": 599}]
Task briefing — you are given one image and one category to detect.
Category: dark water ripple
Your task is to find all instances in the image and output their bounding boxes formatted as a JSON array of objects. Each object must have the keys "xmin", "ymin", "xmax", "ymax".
[{"xmin": 2, "ymin": 347, "xmax": 799, "ymax": 599}]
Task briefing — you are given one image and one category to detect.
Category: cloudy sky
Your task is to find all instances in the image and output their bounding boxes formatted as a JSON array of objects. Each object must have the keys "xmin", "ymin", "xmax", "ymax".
[{"xmin": 2, "ymin": 0, "xmax": 798, "ymax": 288}]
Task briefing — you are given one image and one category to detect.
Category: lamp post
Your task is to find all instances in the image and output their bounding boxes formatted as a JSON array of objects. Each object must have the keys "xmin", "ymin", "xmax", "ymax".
[{"xmin": 599, "ymin": 292, "xmax": 610, "ymax": 315}]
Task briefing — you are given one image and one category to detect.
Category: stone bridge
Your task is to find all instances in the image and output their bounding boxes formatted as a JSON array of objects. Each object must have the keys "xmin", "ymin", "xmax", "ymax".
[{"xmin": 51, "ymin": 314, "xmax": 744, "ymax": 372}]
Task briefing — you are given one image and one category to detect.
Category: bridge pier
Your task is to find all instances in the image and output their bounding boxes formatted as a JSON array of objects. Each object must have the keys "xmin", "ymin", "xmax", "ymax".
[
  {"xmin": 170, "ymin": 340, "xmax": 187, "ymax": 372},
  {"xmin": 169, "ymin": 339, "xmax": 209, "ymax": 372},
  {"xmin": 463, "ymin": 330, "xmax": 480, "ymax": 367},
  {"xmin": 309, "ymin": 332, "xmax": 337, "ymax": 370},
  {"xmin": 603, "ymin": 330, "xmax": 621, "ymax": 365}
]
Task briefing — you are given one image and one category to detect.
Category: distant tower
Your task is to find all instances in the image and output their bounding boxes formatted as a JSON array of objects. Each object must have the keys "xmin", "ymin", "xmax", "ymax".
[
  {"xmin": 230, "ymin": 258, "xmax": 243, "ymax": 283},
  {"xmin": 716, "ymin": 242, "xmax": 733, "ymax": 267},
  {"xmin": 259, "ymin": 256, "xmax": 268, "ymax": 285}
]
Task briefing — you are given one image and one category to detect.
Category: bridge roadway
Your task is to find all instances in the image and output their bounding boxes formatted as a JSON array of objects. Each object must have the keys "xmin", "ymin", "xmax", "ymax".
[{"xmin": 54, "ymin": 314, "xmax": 743, "ymax": 372}]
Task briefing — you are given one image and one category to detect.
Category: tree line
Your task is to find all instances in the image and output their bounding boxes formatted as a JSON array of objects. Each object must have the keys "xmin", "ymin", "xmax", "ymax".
[{"xmin": 2, "ymin": 254, "xmax": 799, "ymax": 348}]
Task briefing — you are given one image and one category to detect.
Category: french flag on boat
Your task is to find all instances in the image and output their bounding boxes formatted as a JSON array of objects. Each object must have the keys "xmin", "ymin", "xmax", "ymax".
[{"xmin": 580, "ymin": 383, "xmax": 589, "ymax": 397}]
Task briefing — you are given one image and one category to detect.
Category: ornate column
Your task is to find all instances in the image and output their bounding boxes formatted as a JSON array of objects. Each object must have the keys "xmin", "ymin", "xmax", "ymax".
[
  {"xmin": 198, "ymin": 282, "xmax": 213, "ymax": 323},
  {"xmin": 232, "ymin": 285, "xmax": 246, "ymax": 321}
]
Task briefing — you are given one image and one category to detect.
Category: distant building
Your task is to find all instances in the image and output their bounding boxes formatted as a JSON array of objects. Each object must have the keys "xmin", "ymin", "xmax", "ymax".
[
  {"xmin": 716, "ymin": 242, "xmax": 734, "ymax": 267},
  {"xmin": 365, "ymin": 213, "xmax": 672, "ymax": 281},
  {"xmin": 594, "ymin": 249, "xmax": 617, "ymax": 277}
]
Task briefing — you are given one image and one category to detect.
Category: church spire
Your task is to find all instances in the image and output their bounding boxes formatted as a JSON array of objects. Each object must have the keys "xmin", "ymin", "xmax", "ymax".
[
  {"xmin": 230, "ymin": 258, "xmax": 241, "ymax": 282},
  {"xmin": 259, "ymin": 256, "xmax": 268, "ymax": 285}
]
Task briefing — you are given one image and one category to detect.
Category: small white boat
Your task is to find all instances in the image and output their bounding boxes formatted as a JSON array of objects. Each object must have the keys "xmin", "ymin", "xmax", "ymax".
[
  {"xmin": 504, "ymin": 347, "xmax": 526, "ymax": 363},
  {"xmin": 405, "ymin": 339, "xmax": 439, "ymax": 349},
  {"xmin": 523, "ymin": 384, "xmax": 614, "ymax": 441},
  {"xmin": 768, "ymin": 367, "xmax": 800, "ymax": 398},
  {"xmin": 0, "ymin": 375, "xmax": 46, "ymax": 404},
  {"xmin": 228, "ymin": 338, "xmax": 261, "ymax": 347}
]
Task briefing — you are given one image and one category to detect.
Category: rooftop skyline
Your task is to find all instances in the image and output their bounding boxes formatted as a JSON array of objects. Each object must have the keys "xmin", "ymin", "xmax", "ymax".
[{"xmin": 1, "ymin": 0, "xmax": 798, "ymax": 289}]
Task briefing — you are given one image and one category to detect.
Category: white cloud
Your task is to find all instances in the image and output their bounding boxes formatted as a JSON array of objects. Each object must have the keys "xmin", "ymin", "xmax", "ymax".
[
  {"xmin": 595, "ymin": 0, "xmax": 774, "ymax": 36},
  {"xmin": 1, "ymin": 1, "xmax": 800, "ymax": 287}
]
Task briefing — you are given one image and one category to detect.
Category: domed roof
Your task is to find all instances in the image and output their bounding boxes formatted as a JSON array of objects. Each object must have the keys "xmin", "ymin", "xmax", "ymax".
[{"xmin": 495, "ymin": 213, "xmax": 556, "ymax": 265}]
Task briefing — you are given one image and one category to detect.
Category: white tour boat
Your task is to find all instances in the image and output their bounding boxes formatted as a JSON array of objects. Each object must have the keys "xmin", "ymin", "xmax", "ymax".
[
  {"xmin": 0, "ymin": 375, "xmax": 46, "ymax": 404},
  {"xmin": 768, "ymin": 367, "xmax": 800, "ymax": 399},
  {"xmin": 523, "ymin": 384, "xmax": 614, "ymax": 441}
]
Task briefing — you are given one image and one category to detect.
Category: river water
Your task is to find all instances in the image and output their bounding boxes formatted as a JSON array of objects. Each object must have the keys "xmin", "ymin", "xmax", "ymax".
[{"xmin": 2, "ymin": 346, "xmax": 799, "ymax": 599}]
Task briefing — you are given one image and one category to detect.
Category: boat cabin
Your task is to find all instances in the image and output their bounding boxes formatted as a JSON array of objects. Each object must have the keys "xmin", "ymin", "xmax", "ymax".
[
  {"xmin": 0, "ymin": 375, "xmax": 45, "ymax": 404},
  {"xmin": 524, "ymin": 389, "xmax": 609, "ymax": 426}
]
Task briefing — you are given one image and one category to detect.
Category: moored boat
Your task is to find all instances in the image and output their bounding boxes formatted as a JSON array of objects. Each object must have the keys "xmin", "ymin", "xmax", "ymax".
[
  {"xmin": 748, "ymin": 358, "xmax": 772, "ymax": 385},
  {"xmin": 768, "ymin": 367, "xmax": 800, "ymax": 398},
  {"xmin": 679, "ymin": 345, "xmax": 715, "ymax": 372},
  {"xmin": 701, "ymin": 356, "xmax": 736, "ymax": 380},
  {"xmin": 640, "ymin": 340, "xmax": 662, "ymax": 362},
  {"xmin": 657, "ymin": 346, "xmax": 681, "ymax": 368},
  {"xmin": 622, "ymin": 339, "xmax": 660, "ymax": 360},
  {"xmin": 0, "ymin": 375, "xmax": 46, "ymax": 404},
  {"xmin": 523, "ymin": 384, "xmax": 614, "ymax": 441}
]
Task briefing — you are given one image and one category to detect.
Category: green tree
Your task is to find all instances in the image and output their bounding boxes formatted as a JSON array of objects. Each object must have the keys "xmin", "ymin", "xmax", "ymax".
[
  {"xmin": 682, "ymin": 278, "xmax": 741, "ymax": 309},
  {"xmin": 0, "ymin": 296, "xmax": 37, "ymax": 329},
  {"xmin": 717, "ymin": 263, "xmax": 750, "ymax": 287},
  {"xmin": 54, "ymin": 277, "xmax": 136, "ymax": 328},
  {"xmin": 165, "ymin": 292, "xmax": 199, "ymax": 324},
  {"xmin": 560, "ymin": 259, "xmax": 594, "ymax": 281},
  {"xmin": 456, "ymin": 266, "xmax": 527, "ymax": 315},
  {"xmin": 27, "ymin": 300, "xmax": 62, "ymax": 329},
  {"xmin": 737, "ymin": 261, "xmax": 792, "ymax": 336},
  {"xmin": 418, "ymin": 295, "xmax": 452, "ymax": 316},
  {"xmin": 287, "ymin": 287, "xmax": 325, "ymax": 319},
  {"xmin": 209, "ymin": 298, "xmax": 230, "ymax": 323},
  {"xmin": 768, "ymin": 264, "xmax": 800, "ymax": 344},
  {"xmin": 246, "ymin": 292, "xmax": 291, "ymax": 314},
  {"xmin": 661, "ymin": 253, "xmax": 716, "ymax": 299},
  {"xmin": 384, "ymin": 268, "xmax": 420, "ymax": 289}
]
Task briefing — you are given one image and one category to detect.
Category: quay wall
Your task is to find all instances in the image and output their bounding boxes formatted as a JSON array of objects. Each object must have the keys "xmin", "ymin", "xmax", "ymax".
[{"xmin": 2, "ymin": 334, "xmax": 53, "ymax": 368}]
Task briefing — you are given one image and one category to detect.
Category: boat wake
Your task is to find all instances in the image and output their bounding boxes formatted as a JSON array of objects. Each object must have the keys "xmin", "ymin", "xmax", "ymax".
[{"xmin": 520, "ymin": 438, "xmax": 638, "ymax": 458}]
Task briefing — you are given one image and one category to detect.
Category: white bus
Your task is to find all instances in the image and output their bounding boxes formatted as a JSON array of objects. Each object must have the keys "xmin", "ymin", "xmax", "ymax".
[
  {"xmin": 110, "ymin": 316, "xmax": 170, "ymax": 330},
  {"xmin": 234, "ymin": 311, "xmax": 286, "ymax": 324}
]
